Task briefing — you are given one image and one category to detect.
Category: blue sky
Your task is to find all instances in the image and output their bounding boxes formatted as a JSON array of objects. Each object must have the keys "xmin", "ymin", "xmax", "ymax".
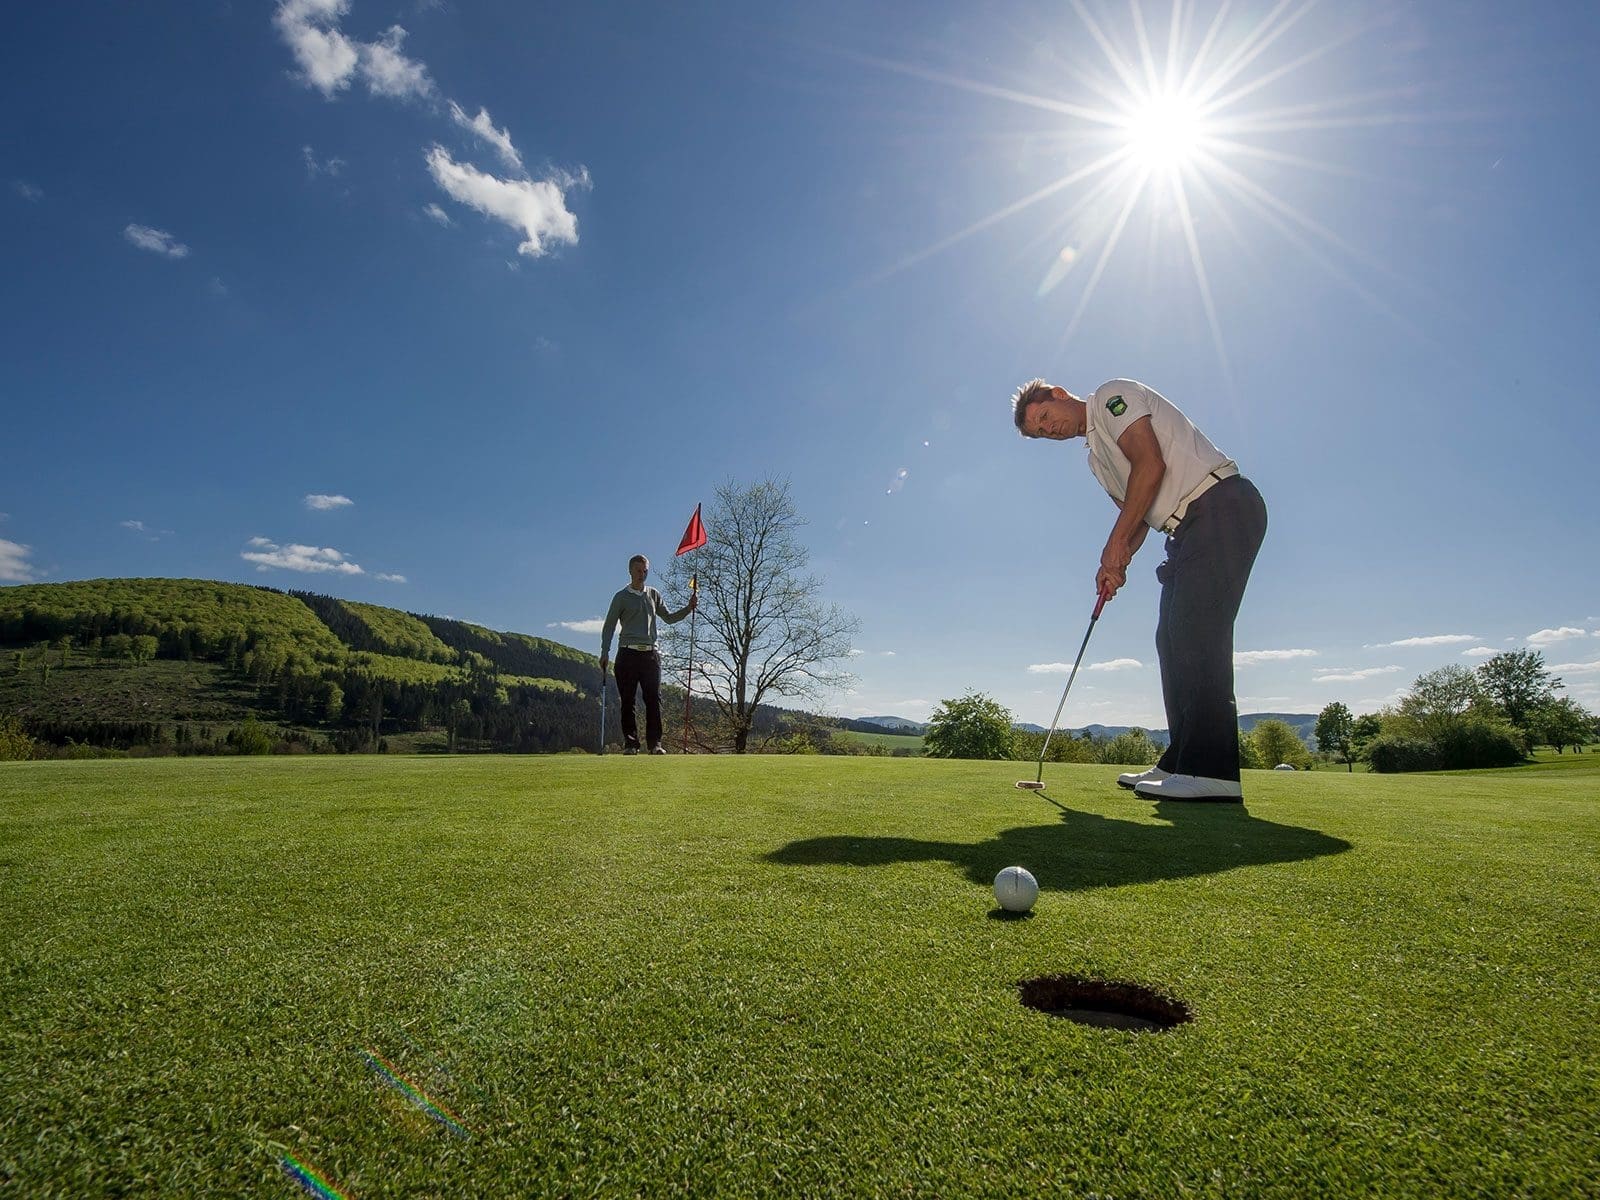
[{"xmin": 4, "ymin": 0, "xmax": 1598, "ymax": 728}]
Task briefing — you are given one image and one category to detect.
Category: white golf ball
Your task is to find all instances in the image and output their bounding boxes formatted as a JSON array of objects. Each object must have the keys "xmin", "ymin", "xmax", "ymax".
[{"xmin": 994, "ymin": 866, "xmax": 1039, "ymax": 913}]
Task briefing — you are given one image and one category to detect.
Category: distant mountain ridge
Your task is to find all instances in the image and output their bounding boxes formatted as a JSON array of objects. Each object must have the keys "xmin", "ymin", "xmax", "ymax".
[
  {"xmin": 874, "ymin": 712, "xmax": 1319, "ymax": 749},
  {"xmin": 853, "ymin": 715, "xmax": 929, "ymax": 734}
]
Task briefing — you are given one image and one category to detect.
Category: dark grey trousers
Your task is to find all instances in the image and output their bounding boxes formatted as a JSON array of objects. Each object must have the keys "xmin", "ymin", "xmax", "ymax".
[
  {"xmin": 1154, "ymin": 475, "xmax": 1268, "ymax": 782},
  {"xmin": 614, "ymin": 647, "xmax": 663, "ymax": 750}
]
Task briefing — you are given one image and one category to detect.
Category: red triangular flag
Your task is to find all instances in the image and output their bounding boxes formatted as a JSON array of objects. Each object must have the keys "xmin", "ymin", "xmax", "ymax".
[{"xmin": 676, "ymin": 503, "xmax": 707, "ymax": 556}]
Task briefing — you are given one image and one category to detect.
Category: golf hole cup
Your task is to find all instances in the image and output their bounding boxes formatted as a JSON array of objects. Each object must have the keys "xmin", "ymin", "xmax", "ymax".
[{"xmin": 994, "ymin": 866, "xmax": 1039, "ymax": 913}]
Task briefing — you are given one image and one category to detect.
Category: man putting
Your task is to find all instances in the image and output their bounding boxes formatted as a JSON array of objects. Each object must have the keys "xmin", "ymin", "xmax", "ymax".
[
  {"xmin": 1011, "ymin": 378, "xmax": 1267, "ymax": 801},
  {"xmin": 600, "ymin": 555, "xmax": 696, "ymax": 754}
]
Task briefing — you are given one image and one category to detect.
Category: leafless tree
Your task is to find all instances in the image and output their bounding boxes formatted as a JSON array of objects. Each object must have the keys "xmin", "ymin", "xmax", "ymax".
[{"xmin": 661, "ymin": 479, "xmax": 857, "ymax": 753}]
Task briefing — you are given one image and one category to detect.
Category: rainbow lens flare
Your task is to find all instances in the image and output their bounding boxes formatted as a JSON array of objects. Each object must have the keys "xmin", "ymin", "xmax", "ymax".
[
  {"xmin": 361, "ymin": 1049, "xmax": 470, "ymax": 1139},
  {"xmin": 279, "ymin": 1153, "xmax": 348, "ymax": 1200}
]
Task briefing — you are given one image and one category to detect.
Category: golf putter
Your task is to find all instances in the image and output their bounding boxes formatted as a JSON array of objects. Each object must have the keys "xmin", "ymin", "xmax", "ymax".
[{"xmin": 1017, "ymin": 585, "xmax": 1111, "ymax": 791}]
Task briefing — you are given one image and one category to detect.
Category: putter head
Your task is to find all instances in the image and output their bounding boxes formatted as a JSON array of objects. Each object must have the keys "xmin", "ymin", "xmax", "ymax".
[{"xmin": 1015, "ymin": 780, "xmax": 1046, "ymax": 791}]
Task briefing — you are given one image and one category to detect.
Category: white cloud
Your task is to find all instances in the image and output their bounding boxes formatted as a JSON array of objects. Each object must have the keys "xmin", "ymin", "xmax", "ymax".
[
  {"xmin": 550, "ymin": 618, "xmax": 604, "ymax": 635},
  {"xmin": 304, "ymin": 493, "xmax": 354, "ymax": 510},
  {"xmin": 1235, "ymin": 648, "xmax": 1318, "ymax": 666},
  {"xmin": 360, "ymin": 25, "xmax": 434, "ymax": 99},
  {"xmin": 1027, "ymin": 662, "xmax": 1073, "ymax": 675},
  {"xmin": 275, "ymin": 1, "xmax": 433, "ymax": 100},
  {"xmin": 1314, "ymin": 665, "xmax": 1403, "ymax": 683},
  {"xmin": 1364, "ymin": 634, "xmax": 1478, "ymax": 648},
  {"xmin": 242, "ymin": 537, "xmax": 364, "ymax": 575},
  {"xmin": 1088, "ymin": 658, "xmax": 1143, "ymax": 672},
  {"xmin": 422, "ymin": 202, "xmax": 453, "ymax": 226},
  {"xmin": 124, "ymin": 224, "xmax": 190, "ymax": 258},
  {"xmin": 448, "ymin": 102, "xmax": 523, "ymax": 172},
  {"xmin": 425, "ymin": 145, "xmax": 583, "ymax": 257},
  {"xmin": 880, "ymin": 650, "xmax": 896, "ymax": 657},
  {"xmin": 13, "ymin": 180, "xmax": 43, "ymax": 202},
  {"xmin": 302, "ymin": 145, "xmax": 346, "ymax": 177},
  {"xmin": 209, "ymin": 277, "xmax": 230, "ymax": 298},
  {"xmin": 1460, "ymin": 646, "xmax": 1497, "ymax": 658},
  {"xmin": 0, "ymin": 539, "xmax": 36, "ymax": 582},
  {"xmin": 374, "ymin": 572, "xmax": 407, "ymax": 583},
  {"xmin": 275, "ymin": 0, "xmax": 359, "ymax": 95},
  {"xmin": 1526, "ymin": 626, "xmax": 1586, "ymax": 646},
  {"xmin": 120, "ymin": 520, "xmax": 147, "ymax": 533},
  {"xmin": 1550, "ymin": 659, "xmax": 1600, "ymax": 675}
]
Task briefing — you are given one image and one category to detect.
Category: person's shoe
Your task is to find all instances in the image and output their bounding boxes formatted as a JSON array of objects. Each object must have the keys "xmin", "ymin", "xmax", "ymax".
[
  {"xmin": 1117, "ymin": 766, "xmax": 1170, "ymax": 791},
  {"xmin": 650, "ymin": 746, "xmax": 667, "ymax": 755},
  {"xmin": 623, "ymin": 746, "xmax": 640, "ymax": 756},
  {"xmin": 1133, "ymin": 774, "xmax": 1243, "ymax": 801}
]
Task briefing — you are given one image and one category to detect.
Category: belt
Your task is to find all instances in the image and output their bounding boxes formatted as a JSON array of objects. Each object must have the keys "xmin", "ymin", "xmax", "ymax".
[
  {"xmin": 1161, "ymin": 463, "xmax": 1240, "ymax": 535},
  {"xmin": 621, "ymin": 644, "xmax": 658, "ymax": 653}
]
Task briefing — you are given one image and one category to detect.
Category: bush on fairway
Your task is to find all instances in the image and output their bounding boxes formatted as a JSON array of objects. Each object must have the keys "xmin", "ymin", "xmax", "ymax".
[
  {"xmin": 1366, "ymin": 734, "xmax": 1443, "ymax": 773},
  {"xmin": 1367, "ymin": 716, "xmax": 1525, "ymax": 772}
]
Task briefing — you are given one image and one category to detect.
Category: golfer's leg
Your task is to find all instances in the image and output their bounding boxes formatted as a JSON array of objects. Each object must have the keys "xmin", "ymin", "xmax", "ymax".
[
  {"xmin": 615, "ymin": 651, "xmax": 642, "ymax": 749},
  {"xmin": 1155, "ymin": 547, "xmax": 1182, "ymax": 774},
  {"xmin": 1167, "ymin": 481, "xmax": 1267, "ymax": 781},
  {"xmin": 641, "ymin": 651, "xmax": 664, "ymax": 749}
]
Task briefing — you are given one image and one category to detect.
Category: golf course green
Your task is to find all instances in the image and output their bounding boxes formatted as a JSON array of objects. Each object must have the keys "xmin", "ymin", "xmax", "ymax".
[{"xmin": 3, "ymin": 754, "xmax": 1596, "ymax": 1196}]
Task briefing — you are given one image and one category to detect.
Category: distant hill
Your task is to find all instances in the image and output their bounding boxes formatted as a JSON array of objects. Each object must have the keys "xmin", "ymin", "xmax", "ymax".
[
  {"xmin": 868, "ymin": 711, "xmax": 1316, "ymax": 750},
  {"xmin": 0, "ymin": 578, "xmax": 810, "ymax": 755},
  {"xmin": 1238, "ymin": 712, "xmax": 1319, "ymax": 746},
  {"xmin": 1013, "ymin": 713, "xmax": 1318, "ymax": 750},
  {"xmin": 853, "ymin": 715, "xmax": 928, "ymax": 734}
]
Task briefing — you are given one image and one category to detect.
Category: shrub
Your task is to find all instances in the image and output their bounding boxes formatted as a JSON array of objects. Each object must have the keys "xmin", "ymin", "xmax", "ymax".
[
  {"xmin": 1012, "ymin": 730, "xmax": 1099, "ymax": 764},
  {"xmin": 1434, "ymin": 716, "xmax": 1525, "ymax": 769},
  {"xmin": 227, "ymin": 716, "xmax": 274, "ymax": 756},
  {"xmin": 1099, "ymin": 730, "xmax": 1160, "ymax": 767},
  {"xmin": 924, "ymin": 692, "xmax": 1015, "ymax": 760},
  {"xmin": 1366, "ymin": 735, "xmax": 1442, "ymax": 773},
  {"xmin": 0, "ymin": 715, "xmax": 38, "ymax": 761}
]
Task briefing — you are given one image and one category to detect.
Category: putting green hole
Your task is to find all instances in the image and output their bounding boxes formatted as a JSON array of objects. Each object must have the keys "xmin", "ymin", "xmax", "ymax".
[{"xmin": 1018, "ymin": 974, "xmax": 1192, "ymax": 1032}]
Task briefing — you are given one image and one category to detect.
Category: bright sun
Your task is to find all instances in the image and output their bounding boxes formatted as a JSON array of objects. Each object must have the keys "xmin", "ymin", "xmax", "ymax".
[{"xmin": 1122, "ymin": 91, "xmax": 1208, "ymax": 170}]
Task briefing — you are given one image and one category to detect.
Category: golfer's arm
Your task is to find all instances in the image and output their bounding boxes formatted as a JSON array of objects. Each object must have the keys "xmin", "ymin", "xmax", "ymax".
[
  {"xmin": 600, "ymin": 599, "xmax": 621, "ymax": 657},
  {"xmin": 1113, "ymin": 417, "xmax": 1165, "ymax": 551},
  {"xmin": 655, "ymin": 593, "xmax": 692, "ymax": 624}
]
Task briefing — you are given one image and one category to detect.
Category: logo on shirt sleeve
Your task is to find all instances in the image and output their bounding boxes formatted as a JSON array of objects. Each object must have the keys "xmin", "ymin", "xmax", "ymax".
[{"xmin": 1106, "ymin": 394, "xmax": 1127, "ymax": 417}]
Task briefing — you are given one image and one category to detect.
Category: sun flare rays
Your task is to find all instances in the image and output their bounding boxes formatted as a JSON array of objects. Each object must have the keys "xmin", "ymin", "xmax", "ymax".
[{"xmin": 856, "ymin": 0, "xmax": 1444, "ymax": 371}]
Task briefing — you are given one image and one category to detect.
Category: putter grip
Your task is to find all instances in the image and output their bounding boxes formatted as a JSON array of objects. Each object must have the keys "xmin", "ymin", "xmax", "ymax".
[{"xmin": 1092, "ymin": 587, "xmax": 1110, "ymax": 620}]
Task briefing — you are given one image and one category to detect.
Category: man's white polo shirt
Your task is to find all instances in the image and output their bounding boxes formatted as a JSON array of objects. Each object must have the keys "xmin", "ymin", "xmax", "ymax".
[{"xmin": 1084, "ymin": 379, "xmax": 1235, "ymax": 533}]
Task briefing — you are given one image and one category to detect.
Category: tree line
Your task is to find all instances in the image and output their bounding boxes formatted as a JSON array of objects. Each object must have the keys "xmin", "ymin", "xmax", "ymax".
[{"xmin": 1313, "ymin": 650, "xmax": 1596, "ymax": 772}]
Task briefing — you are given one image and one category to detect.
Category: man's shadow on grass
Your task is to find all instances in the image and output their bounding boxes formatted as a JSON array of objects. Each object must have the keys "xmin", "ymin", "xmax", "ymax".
[{"xmin": 763, "ymin": 795, "xmax": 1351, "ymax": 893}]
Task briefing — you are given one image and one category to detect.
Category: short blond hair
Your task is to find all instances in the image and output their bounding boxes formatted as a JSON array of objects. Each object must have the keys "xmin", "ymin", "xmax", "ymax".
[{"xmin": 1010, "ymin": 378, "xmax": 1053, "ymax": 435}]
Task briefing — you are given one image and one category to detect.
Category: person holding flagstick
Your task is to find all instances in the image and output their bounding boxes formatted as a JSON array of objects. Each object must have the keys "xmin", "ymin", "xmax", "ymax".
[
  {"xmin": 674, "ymin": 503, "xmax": 708, "ymax": 752},
  {"xmin": 599, "ymin": 544, "xmax": 697, "ymax": 755}
]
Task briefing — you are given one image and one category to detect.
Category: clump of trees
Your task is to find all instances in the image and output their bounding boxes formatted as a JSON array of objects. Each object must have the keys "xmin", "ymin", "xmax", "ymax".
[
  {"xmin": 1250, "ymin": 718, "xmax": 1314, "ymax": 770},
  {"xmin": 918, "ymin": 691, "xmax": 1165, "ymax": 766},
  {"xmin": 1326, "ymin": 650, "xmax": 1594, "ymax": 773}
]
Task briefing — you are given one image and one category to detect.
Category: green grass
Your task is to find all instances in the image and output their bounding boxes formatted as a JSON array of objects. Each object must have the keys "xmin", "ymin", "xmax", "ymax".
[
  {"xmin": 833, "ymin": 729, "xmax": 924, "ymax": 753},
  {"xmin": 2, "ymin": 756, "xmax": 1596, "ymax": 1197}
]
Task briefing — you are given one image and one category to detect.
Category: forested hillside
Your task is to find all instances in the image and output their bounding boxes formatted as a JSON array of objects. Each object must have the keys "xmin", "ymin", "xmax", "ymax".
[{"xmin": 0, "ymin": 578, "xmax": 796, "ymax": 755}]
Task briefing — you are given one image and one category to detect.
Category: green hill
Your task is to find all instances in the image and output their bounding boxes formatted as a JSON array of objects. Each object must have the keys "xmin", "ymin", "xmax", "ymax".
[
  {"xmin": 0, "ymin": 578, "xmax": 833, "ymax": 756},
  {"xmin": 0, "ymin": 578, "xmax": 617, "ymax": 754}
]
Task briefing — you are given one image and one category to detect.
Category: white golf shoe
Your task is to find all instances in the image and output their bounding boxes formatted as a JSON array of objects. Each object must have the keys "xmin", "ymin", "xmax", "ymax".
[
  {"xmin": 1116, "ymin": 766, "xmax": 1170, "ymax": 791},
  {"xmin": 1133, "ymin": 774, "xmax": 1243, "ymax": 801}
]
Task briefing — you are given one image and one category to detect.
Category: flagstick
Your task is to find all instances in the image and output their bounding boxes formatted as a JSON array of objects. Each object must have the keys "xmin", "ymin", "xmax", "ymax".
[{"xmin": 683, "ymin": 574, "xmax": 696, "ymax": 754}]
